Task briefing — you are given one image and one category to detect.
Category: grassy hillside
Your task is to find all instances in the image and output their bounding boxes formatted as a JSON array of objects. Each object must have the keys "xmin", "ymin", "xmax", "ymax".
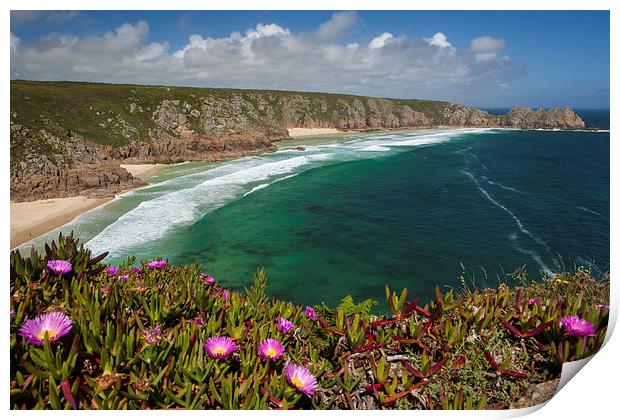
[{"xmin": 10, "ymin": 80, "xmax": 452, "ymax": 148}]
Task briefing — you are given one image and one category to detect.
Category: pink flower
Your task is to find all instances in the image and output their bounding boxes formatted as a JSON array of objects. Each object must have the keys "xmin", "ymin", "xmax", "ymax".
[
  {"xmin": 561, "ymin": 315, "xmax": 596, "ymax": 337},
  {"xmin": 204, "ymin": 336, "xmax": 237, "ymax": 359},
  {"xmin": 107, "ymin": 266, "xmax": 118, "ymax": 276},
  {"xmin": 46, "ymin": 260, "xmax": 72, "ymax": 275},
  {"xmin": 284, "ymin": 364, "xmax": 318, "ymax": 396},
  {"xmin": 305, "ymin": 306, "xmax": 318, "ymax": 320},
  {"xmin": 132, "ymin": 267, "xmax": 142, "ymax": 275},
  {"xmin": 117, "ymin": 274, "xmax": 129, "ymax": 282},
  {"xmin": 277, "ymin": 317, "xmax": 294, "ymax": 334},
  {"xmin": 142, "ymin": 325, "xmax": 162, "ymax": 344},
  {"xmin": 200, "ymin": 273, "xmax": 215, "ymax": 285},
  {"xmin": 19, "ymin": 312, "xmax": 73, "ymax": 346},
  {"xmin": 258, "ymin": 338, "xmax": 285, "ymax": 361},
  {"xmin": 527, "ymin": 297, "xmax": 539, "ymax": 305},
  {"xmin": 147, "ymin": 260, "xmax": 167, "ymax": 270}
]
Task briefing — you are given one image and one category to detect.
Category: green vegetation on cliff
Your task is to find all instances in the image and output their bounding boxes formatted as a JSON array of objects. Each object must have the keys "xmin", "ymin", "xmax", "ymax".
[{"xmin": 10, "ymin": 234, "xmax": 608, "ymax": 409}]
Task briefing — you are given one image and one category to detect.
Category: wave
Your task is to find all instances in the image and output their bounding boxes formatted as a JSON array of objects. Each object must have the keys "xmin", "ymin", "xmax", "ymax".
[
  {"xmin": 360, "ymin": 145, "xmax": 391, "ymax": 152},
  {"xmin": 242, "ymin": 174, "xmax": 299, "ymax": 197},
  {"xmin": 86, "ymin": 155, "xmax": 328, "ymax": 256},
  {"xmin": 462, "ymin": 170, "xmax": 551, "ymax": 252}
]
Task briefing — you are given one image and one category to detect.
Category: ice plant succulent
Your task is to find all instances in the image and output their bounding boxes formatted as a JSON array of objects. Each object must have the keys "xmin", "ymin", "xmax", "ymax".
[
  {"xmin": 305, "ymin": 306, "xmax": 318, "ymax": 320},
  {"xmin": 200, "ymin": 273, "xmax": 215, "ymax": 285},
  {"xmin": 147, "ymin": 260, "xmax": 167, "ymax": 270},
  {"xmin": 46, "ymin": 259, "xmax": 72, "ymax": 275},
  {"xmin": 284, "ymin": 364, "xmax": 318, "ymax": 396},
  {"xmin": 142, "ymin": 325, "xmax": 162, "ymax": 344},
  {"xmin": 258, "ymin": 338, "xmax": 285, "ymax": 361},
  {"xmin": 277, "ymin": 317, "xmax": 294, "ymax": 334},
  {"xmin": 561, "ymin": 315, "xmax": 596, "ymax": 337},
  {"xmin": 132, "ymin": 267, "xmax": 142, "ymax": 275},
  {"xmin": 118, "ymin": 274, "xmax": 129, "ymax": 282},
  {"xmin": 107, "ymin": 266, "xmax": 118, "ymax": 276},
  {"xmin": 18, "ymin": 312, "xmax": 73, "ymax": 346},
  {"xmin": 204, "ymin": 336, "xmax": 237, "ymax": 359}
]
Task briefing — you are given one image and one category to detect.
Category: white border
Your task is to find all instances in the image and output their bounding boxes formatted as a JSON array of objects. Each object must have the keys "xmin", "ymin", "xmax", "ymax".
[{"xmin": 3, "ymin": 1, "xmax": 616, "ymax": 419}]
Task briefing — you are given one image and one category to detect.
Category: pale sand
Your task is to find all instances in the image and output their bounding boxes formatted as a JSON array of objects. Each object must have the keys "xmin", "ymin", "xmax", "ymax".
[
  {"xmin": 287, "ymin": 127, "xmax": 344, "ymax": 138},
  {"xmin": 121, "ymin": 163, "xmax": 167, "ymax": 179},
  {"xmin": 11, "ymin": 196, "xmax": 111, "ymax": 248}
]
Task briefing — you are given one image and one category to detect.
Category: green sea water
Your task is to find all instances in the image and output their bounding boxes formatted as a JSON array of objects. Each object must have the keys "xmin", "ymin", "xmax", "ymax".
[{"xmin": 19, "ymin": 127, "xmax": 609, "ymax": 309}]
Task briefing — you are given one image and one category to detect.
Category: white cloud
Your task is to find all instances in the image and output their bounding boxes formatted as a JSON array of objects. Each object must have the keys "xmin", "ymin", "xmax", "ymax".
[
  {"xmin": 470, "ymin": 36, "xmax": 506, "ymax": 61},
  {"xmin": 424, "ymin": 32, "xmax": 453, "ymax": 49},
  {"xmin": 10, "ymin": 18, "xmax": 525, "ymax": 103},
  {"xmin": 368, "ymin": 32, "xmax": 393, "ymax": 49},
  {"xmin": 315, "ymin": 11, "xmax": 358, "ymax": 41}
]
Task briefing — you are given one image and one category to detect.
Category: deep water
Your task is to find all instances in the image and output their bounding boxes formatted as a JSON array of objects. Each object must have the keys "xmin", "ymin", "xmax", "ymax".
[{"xmin": 20, "ymin": 127, "xmax": 610, "ymax": 309}]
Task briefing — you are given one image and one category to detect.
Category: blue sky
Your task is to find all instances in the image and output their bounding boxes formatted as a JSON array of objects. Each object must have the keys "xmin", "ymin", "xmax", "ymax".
[{"xmin": 10, "ymin": 10, "xmax": 609, "ymax": 108}]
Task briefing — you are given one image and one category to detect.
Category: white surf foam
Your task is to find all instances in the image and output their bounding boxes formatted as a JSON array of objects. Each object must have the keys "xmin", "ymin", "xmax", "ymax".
[
  {"xmin": 360, "ymin": 145, "xmax": 391, "ymax": 152},
  {"xmin": 86, "ymin": 155, "xmax": 329, "ymax": 256}
]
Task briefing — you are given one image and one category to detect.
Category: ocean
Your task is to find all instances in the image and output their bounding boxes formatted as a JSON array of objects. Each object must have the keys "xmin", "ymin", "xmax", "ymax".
[{"xmin": 18, "ymin": 115, "xmax": 609, "ymax": 309}]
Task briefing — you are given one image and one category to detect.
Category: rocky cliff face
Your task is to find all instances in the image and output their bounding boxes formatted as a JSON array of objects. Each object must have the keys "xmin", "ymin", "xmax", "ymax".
[{"xmin": 10, "ymin": 81, "xmax": 586, "ymax": 201}]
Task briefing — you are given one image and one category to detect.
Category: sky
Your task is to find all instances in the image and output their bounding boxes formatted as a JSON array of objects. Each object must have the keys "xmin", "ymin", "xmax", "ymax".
[{"xmin": 9, "ymin": 10, "xmax": 610, "ymax": 108}]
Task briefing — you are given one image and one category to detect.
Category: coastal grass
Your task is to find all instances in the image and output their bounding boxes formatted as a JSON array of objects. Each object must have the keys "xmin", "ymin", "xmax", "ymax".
[
  {"xmin": 10, "ymin": 80, "xmax": 453, "ymax": 149},
  {"xmin": 10, "ymin": 233, "xmax": 609, "ymax": 409}
]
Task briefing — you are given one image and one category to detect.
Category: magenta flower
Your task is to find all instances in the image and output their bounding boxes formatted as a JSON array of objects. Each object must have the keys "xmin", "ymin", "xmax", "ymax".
[
  {"xmin": 200, "ymin": 273, "xmax": 215, "ymax": 285},
  {"xmin": 192, "ymin": 316, "xmax": 204, "ymax": 326},
  {"xmin": 527, "ymin": 297, "xmax": 539, "ymax": 305},
  {"xmin": 46, "ymin": 259, "xmax": 72, "ymax": 275},
  {"xmin": 277, "ymin": 317, "xmax": 294, "ymax": 334},
  {"xmin": 142, "ymin": 325, "xmax": 162, "ymax": 344},
  {"xmin": 107, "ymin": 266, "xmax": 118, "ymax": 276},
  {"xmin": 258, "ymin": 338, "xmax": 285, "ymax": 361},
  {"xmin": 284, "ymin": 364, "xmax": 318, "ymax": 396},
  {"xmin": 147, "ymin": 260, "xmax": 167, "ymax": 270},
  {"xmin": 118, "ymin": 274, "xmax": 129, "ymax": 282},
  {"xmin": 561, "ymin": 315, "xmax": 596, "ymax": 337},
  {"xmin": 204, "ymin": 336, "xmax": 237, "ymax": 359},
  {"xmin": 305, "ymin": 306, "xmax": 318, "ymax": 320},
  {"xmin": 10, "ymin": 310, "xmax": 15, "ymax": 317},
  {"xmin": 18, "ymin": 312, "xmax": 72, "ymax": 346},
  {"xmin": 596, "ymin": 304, "xmax": 610, "ymax": 312},
  {"xmin": 215, "ymin": 288, "xmax": 229, "ymax": 301},
  {"xmin": 132, "ymin": 267, "xmax": 142, "ymax": 275}
]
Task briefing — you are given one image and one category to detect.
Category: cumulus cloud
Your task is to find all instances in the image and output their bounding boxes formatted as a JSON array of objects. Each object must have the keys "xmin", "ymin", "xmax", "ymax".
[
  {"xmin": 423, "ymin": 32, "xmax": 453, "ymax": 49},
  {"xmin": 368, "ymin": 32, "xmax": 394, "ymax": 49},
  {"xmin": 10, "ymin": 17, "xmax": 525, "ymax": 102},
  {"xmin": 315, "ymin": 11, "xmax": 358, "ymax": 41}
]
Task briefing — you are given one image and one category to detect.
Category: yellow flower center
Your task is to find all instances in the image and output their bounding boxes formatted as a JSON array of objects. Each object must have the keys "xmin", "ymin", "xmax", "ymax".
[
  {"xmin": 291, "ymin": 377, "xmax": 302, "ymax": 389},
  {"xmin": 36, "ymin": 328, "xmax": 58, "ymax": 340},
  {"xmin": 266, "ymin": 348, "xmax": 277, "ymax": 357},
  {"xmin": 212, "ymin": 347, "xmax": 226, "ymax": 355}
]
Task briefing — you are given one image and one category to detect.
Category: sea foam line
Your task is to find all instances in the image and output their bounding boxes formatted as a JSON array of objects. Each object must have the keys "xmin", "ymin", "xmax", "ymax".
[{"xmin": 462, "ymin": 170, "xmax": 551, "ymax": 252}]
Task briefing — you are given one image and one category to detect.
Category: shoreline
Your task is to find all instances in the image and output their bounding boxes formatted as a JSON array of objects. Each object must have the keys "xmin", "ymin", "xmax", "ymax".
[
  {"xmin": 10, "ymin": 164, "xmax": 168, "ymax": 249},
  {"xmin": 10, "ymin": 125, "xmax": 604, "ymax": 248}
]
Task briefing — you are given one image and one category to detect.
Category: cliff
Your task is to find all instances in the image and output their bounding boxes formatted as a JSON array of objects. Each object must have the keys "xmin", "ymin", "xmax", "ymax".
[{"xmin": 10, "ymin": 80, "xmax": 585, "ymax": 201}]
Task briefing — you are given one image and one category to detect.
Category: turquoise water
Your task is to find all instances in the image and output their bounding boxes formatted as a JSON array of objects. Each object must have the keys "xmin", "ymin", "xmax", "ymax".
[{"xmin": 19, "ymin": 127, "xmax": 609, "ymax": 308}]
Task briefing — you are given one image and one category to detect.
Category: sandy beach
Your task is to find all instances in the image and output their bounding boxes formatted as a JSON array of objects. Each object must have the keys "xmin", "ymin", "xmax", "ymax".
[
  {"xmin": 121, "ymin": 163, "xmax": 167, "ymax": 179},
  {"xmin": 11, "ymin": 164, "xmax": 167, "ymax": 248},
  {"xmin": 287, "ymin": 128, "xmax": 344, "ymax": 138},
  {"xmin": 10, "ymin": 196, "xmax": 111, "ymax": 248}
]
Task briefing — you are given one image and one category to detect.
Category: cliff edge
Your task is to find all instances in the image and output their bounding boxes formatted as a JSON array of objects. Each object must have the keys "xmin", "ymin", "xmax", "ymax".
[{"xmin": 10, "ymin": 80, "xmax": 585, "ymax": 201}]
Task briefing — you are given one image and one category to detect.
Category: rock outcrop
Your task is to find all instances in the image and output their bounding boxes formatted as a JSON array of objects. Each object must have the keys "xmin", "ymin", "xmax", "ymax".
[{"xmin": 10, "ymin": 81, "xmax": 587, "ymax": 201}]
